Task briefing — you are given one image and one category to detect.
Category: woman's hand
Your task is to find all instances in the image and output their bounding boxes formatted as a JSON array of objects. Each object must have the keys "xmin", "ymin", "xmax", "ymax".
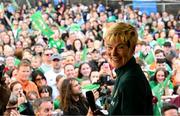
[
  {"xmin": 10, "ymin": 109, "xmax": 21, "ymax": 116},
  {"xmin": 92, "ymin": 90, "xmax": 99, "ymax": 101},
  {"xmin": 17, "ymin": 92, "xmax": 27, "ymax": 105}
]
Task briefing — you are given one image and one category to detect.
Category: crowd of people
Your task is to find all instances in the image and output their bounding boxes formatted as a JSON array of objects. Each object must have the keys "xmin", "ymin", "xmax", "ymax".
[{"xmin": 0, "ymin": 0, "xmax": 179, "ymax": 115}]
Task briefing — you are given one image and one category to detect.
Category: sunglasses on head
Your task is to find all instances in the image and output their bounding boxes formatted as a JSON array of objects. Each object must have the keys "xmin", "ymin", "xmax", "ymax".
[{"xmin": 35, "ymin": 77, "xmax": 44, "ymax": 82}]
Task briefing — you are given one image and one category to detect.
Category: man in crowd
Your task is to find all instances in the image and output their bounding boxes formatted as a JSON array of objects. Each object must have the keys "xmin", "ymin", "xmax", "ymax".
[
  {"xmin": 40, "ymin": 48, "xmax": 54, "ymax": 73},
  {"xmin": 33, "ymin": 97, "xmax": 54, "ymax": 116},
  {"xmin": 161, "ymin": 103, "xmax": 179, "ymax": 116},
  {"xmin": 16, "ymin": 59, "xmax": 39, "ymax": 96},
  {"xmin": 64, "ymin": 63, "xmax": 76, "ymax": 78},
  {"xmin": 44, "ymin": 53, "xmax": 64, "ymax": 100}
]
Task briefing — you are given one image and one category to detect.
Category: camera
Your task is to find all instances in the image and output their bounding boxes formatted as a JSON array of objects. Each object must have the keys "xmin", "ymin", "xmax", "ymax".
[
  {"xmin": 95, "ymin": 74, "xmax": 115, "ymax": 86},
  {"xmin": 94, "ymin": 74, "xmax": 115, "ymax": 110}
]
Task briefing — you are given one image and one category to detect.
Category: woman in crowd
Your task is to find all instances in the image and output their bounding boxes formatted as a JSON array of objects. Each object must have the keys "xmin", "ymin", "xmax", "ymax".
[
  {"xmin": 77, "ymin": 62, "xmax": 92, "ymax": 86},
  {"xmin": 72, "ymin": 38, "xmax": 84, "ymax": 53},
  {"xmin": 31, "ymin": 70, "xmax": 47, "ymax": 89},
  {"xmin": 89, "ymin": 70, "xmax": 100, "ymax": 83},
  {"xmin": 149, "ymin": 68, "xmax": 174, "ymax": 96},
  {"xmin": 38, "ymin": 85, "xmax": 52, "ymax": 98},
  {"xmin": 77, "ymin": 62, "xmax": 92, "ymax": 80},
  {"xmin": 9, "ymin": 81, "xmax": 34, "ymax": 115}
]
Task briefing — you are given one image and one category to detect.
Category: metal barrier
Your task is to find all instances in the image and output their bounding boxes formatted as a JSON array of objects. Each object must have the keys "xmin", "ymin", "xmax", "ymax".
[{"xmin": 125, "ymin": 2, "xmax": 180, "ymax": 15}]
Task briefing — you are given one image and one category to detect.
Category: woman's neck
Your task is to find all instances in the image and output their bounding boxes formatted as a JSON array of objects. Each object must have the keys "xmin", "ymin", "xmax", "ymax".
[{"xmin": 73, "ymin": 95, "xmax": 79, "ymax": 102}]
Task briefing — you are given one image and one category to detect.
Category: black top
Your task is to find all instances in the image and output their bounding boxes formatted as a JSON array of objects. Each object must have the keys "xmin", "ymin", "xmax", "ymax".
[
  {"xmin": 63, "ymin": 98, "xmax": 89, "ymax": 115},
  {"xmin": 108, "ymin": 57, "xmax": 153, "ymax": 115}
]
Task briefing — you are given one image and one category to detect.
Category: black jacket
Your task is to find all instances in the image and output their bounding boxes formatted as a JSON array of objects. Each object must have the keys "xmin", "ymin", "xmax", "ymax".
[{"xmin": 108, "ymin": 57, "xmax": 153, "ymax": 115}]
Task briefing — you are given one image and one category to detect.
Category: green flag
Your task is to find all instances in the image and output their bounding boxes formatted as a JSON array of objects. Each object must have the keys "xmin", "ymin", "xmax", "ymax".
[
  {"xmin": 31, "ymin": 11, "xmax": 54, "ymax": 38},
  {"xmin": 156, "ymin": 38, "xmax": 165, "ymax": 46},
  {"xmin": 59, "ymin": 26, "xmax": 67, "ymax": 32},
  {"xmin": 149, "ymin": 40, "xmax": 157, "ymax": 48},
  {"xmin": 82, "ymin": 84, "xmax": 100, "ymax": 92},
  {"xmin": 14, "ymin": 58, "xmax": 20, "ymax": 67},
  {"xmin": 69, "ymin": 23, "xmax": 81, "ymax": 32},
  {"xmin": 147, "ymin": 69, "xmax": 155, "ymax": 78},
  {"xmin": 144, "ymin": 50, "xmax": 155, "ymax": 65},
  {"xmin": 81, "ymin": 45, "xmax": 88, "ymax": 61},
  {"xmin": 138, "ymin": 23, "xmax": 145, "ymax": 39}
]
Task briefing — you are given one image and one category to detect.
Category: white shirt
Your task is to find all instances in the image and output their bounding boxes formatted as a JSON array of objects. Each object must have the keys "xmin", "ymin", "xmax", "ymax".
[{"xmin": 44, "ymin": 69, "xmax": 64, "ymax": 100}]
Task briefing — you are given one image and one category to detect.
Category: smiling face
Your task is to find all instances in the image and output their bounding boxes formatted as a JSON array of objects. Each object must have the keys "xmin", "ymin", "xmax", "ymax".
[
  {"xmin": 104, "ymin": 23, "xmax": 137, "ymax": 69},
  {"xmin": 18, "ymin": 65, "xmax": 31, "ymax": 81},
  {"xmin": 156, "ymin": 70, "xmax": 165, "ymax": 83},
  {"xmin": 80, "ymin": 63, "xmax": 91, "ymax": 77},
  {"xmin": 105, "ymin": 39, "xmax": 132, "ymax": 68},
  {"xmin": 37, "ymin": 101, "xmax": 53, "ymax": 116},
  {"xmin": 64, "ymin": 64, "xmax": 75, "ymax": 78}
]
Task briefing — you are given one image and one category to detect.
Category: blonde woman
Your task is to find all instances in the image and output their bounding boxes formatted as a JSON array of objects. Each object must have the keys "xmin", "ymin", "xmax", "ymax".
[{"xmin": 104, "ymin": 22, "xmax": 153, "ymax": 115}]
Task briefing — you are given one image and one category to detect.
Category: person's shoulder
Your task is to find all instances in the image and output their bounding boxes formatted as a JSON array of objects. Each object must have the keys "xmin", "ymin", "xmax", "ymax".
[
  {"xmin": 28, "ymin": 81, "xmax": 37, "ymax": 86},
  {"xmin": 44, "ymin": 69, "xmax": 54, "ymax": 75}
]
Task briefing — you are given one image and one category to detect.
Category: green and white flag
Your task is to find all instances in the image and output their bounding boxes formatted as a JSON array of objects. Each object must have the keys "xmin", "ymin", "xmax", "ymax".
[
  {"xmin": 69, "ymin": 23, "xmax": 81, "ymax": 32},
  {"xmin": 82, "ymin": 84, "xmax": 100, "ymax": 92},
  {"xmin": 31, "ymin": 11, "xmax": 54, "ymax": 38},
  {"xmin": 81, "ymin": 45, "xmax": 88, "ymax": 61},
  {"xmin": 144, "ymin": 50, "xmax": 155, "ymax": 65}
]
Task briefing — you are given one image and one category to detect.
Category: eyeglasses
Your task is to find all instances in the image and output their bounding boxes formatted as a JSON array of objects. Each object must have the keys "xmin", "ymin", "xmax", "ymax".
[{"xmin": 45, "ymin": 53, "xmax": 53, "ymax": 56}]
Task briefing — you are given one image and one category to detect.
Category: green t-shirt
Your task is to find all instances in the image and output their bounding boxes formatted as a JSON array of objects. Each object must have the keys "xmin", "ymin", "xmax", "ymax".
[
  {"xmin": 149, "ymin": 80, "xmax": 174, "ymax": 90},
  {"xmin": 48, "ymin": 38, "xmax": 65, "ymax": 53},
  {"xmin": 54, "ymin": 99, "xmax": 60, "ymax": 110}
]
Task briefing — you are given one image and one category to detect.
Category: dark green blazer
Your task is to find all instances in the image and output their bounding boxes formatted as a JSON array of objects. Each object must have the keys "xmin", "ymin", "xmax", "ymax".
[{"xmin": 108, "ymin": 57, "xmax": 153, "ymax": 115}]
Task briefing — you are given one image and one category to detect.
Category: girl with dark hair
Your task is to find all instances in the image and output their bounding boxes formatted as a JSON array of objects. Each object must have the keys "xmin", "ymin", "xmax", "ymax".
[
  {"xmin": 149, "ymin": 68, "xmax": 174, "ymax": 95},
  {"xmin": 38, "ymin": 85, "xmax": 52, "ymax": 98},
  {"xmin": 77, "ymin": 62, "xmax": 92, "ymax": 80},
  {"xmin": 60, "ymin": 78, "xmax": 91, "ymax": 115},
  {"xmin": 72, "ymin": 39, "xmax": 83, "ymax": 53},
  {"xmin": 31, "ymin": 70, "xmax": 47, "ymax": 88}
]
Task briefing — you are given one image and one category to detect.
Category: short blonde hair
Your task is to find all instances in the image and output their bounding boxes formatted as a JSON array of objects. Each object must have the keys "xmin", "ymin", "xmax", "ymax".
[{"xmin": 104, "ymin": 22, "xmax": 138, "ymax": 53}]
